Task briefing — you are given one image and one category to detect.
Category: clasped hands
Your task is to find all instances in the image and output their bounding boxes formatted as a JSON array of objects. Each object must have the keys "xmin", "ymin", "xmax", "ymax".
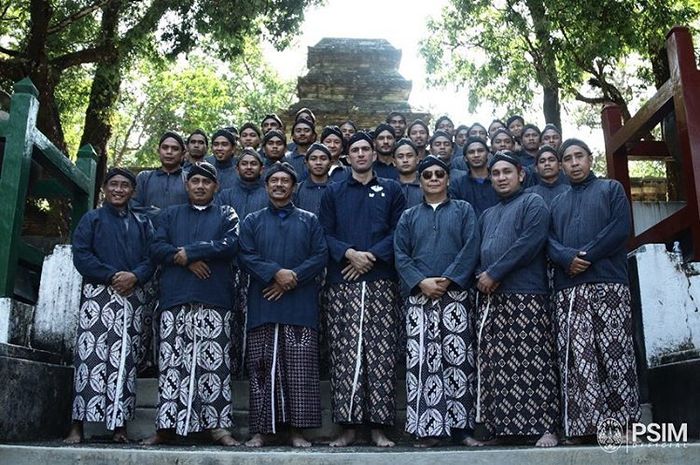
[
  {"xmin": 263, "ymin": 269, "xmax": 297, "ymax": 301},
  {"xmin": 174, "ymin": 247, "xmax": 211, "ymax": 280},
  {"xmin": 342, "ymin": 248, "xmax": 376, "ymax": 281}
]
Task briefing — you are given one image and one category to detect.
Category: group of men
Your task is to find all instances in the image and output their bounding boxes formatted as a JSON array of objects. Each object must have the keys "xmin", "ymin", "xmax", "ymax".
[{"xmin": 64, "ymin": 108, "xmax": 640, "ymax": 450}]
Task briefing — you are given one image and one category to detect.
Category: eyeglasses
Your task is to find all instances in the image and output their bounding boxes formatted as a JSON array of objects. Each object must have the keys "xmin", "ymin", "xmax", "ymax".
[{"xmin": 421, "ymin": 170, "xmax": 447, "ymax": 180}]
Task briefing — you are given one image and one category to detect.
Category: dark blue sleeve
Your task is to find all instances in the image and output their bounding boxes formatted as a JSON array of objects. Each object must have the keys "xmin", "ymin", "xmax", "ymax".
[
  {"xmin": 185, "ymin": 207, "xmax": 239, "ymax": 262},
  {"xmin": 292, "ymin": 215, "xmax": 328, "ymax": 285},
  {"xmin": 486, "ymin": 197, "xmax": 549, "ymax": 282},
  {"xmin": 131, "ymin": 170, "xmax": 149, "ymax": 208},
  {"xmin": 131, "ymin": 216, "xmax": 156, "ymax": 284},
  {"xmin": 393, "ymin": 210, "xmax": 426, "ymax": 291},
  {"xmin": 72, "ymin": 213, "xmax": 118, "ymax": 284},
  {"xmin": 368, "ymin": 183, "xmax": 406, "ymax": 264},
  {"xmin": 319, "ymin": 187, "xmax": 354, "ymax": 263},
  {"xmin": 581, "ymin": 181, "xmax": 631, "ymax": 263},
  {"xmin": 442, "ymin": 204, "xmax": 480, "ymax": 287},
  {"xmin": 150, "ymin": 208, "xmax": 179, "ymax": 266},
  {"xmin": 547, "ymin": 199, "xmax": 579, "ymax": 270},
  {"xmin": 238, "ymin": 214, "xmax": 283, "ymax": 284}
]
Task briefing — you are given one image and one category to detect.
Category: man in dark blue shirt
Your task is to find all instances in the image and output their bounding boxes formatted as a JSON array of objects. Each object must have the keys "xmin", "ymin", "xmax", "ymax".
[
  {"xmin": 207, "ymin": 128, "xmax": 239, "ymax": 190},
  {"xmin": 476, "ymin": 152, "xmax": 560, "ymax": 447},
  {"xmin": 285, "ymin": 118, "xmax": 316, "ymax": 182},
  {"xmin": 144, "ymin": 162, "xmax": 239, "ymax": 446},
  {"xmin": 66, "ymin": 168, "xmax": 155, "ymax": 445},
  {"xmin": 294, "ymin": 143, "xmax": 333, "ymax": 216},
  {"xmin": 394, "ymin": 138, "xmax": 422, "ymax": 208},
  {"xmin": 239, "ymin": 162, "xmax": 327, "ymax": 448},
  {"xmin": 548, "ymin": 138, "xmax": 640, "ymax": 442},
  {"xmin": 132, "ymin": 131, "xmax": 189, "ymax": 218},
  {"xmin": 394, "ymin": 156, "xmax": 481, "ymax": 447},
  {"xmin": 525, "ymin": 145, "xmax": 570, "ymax": 206},
  {"xmin": 372, "ymin": 123, "xmax": 399, "ymax": 180},
  {"xmin": 450, "ymin": 137, "xmax": 500, "ymax": 218},
  {"xmin": 184, "ymin": 129, "xmax": 208, "ymax": 171},
  {"xmin": 319, "ymin": 131, "xmax": 406, "ymax": 448},
  {"xmin": 261, "ymin": 129, "xmax": 287, "ymax": 166}
]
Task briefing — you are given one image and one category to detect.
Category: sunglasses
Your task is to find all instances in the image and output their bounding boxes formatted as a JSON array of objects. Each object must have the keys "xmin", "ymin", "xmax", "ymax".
[{"xmin": 421, "ymin": 170, "xmax": 447, "ymax": 180}]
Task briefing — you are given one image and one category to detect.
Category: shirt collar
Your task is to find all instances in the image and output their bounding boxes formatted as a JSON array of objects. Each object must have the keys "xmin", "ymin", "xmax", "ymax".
[
  {"xmin": 571, "ymin": 172, "xmax": 597, "ymax": 190},
  {"xmin": 500, "ymin": 186, "xmax": 525, "ymax": 204}
]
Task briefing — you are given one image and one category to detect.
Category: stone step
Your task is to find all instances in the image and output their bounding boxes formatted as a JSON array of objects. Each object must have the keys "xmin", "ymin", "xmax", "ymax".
[
  {"xmin": 84, "ymin": 407, "xmax": 410, "ymax": 443},
  {"xmin": 135, "ymin": 378, "xmax": 409, "ymax": 410},
  {"xmin": 1, "ymin": 443, "xmax": 698, "ymax": 465}
]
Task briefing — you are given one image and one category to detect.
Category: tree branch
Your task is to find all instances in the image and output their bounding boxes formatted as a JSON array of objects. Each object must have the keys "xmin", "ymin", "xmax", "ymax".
[
  {"xmin": 574, "ymin": 92, "xmax": 607, "ymax": 104},
  {"xmin": 51, "ymin": 45, "xmax": 111, "ymax": 69},
  {"xmin": 0, "ymin": 45, "xmax": 22, "ymax": 58},
  {"xmin": 47, "ymin": 0, "xmax": 111, "ymax": 35}
]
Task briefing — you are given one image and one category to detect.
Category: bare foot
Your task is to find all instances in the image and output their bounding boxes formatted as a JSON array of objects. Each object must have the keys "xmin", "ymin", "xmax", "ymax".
[
  {"xmin": 63, "ymin": 422, "xmax": 83, "ymax": 444},
  {"xmin": 414, "ymin": 437, "xmax": 440, "ymax": 448},
  {"xmin": 535, "ymin": 432, "xmax": 558, "ymax": 448},
  {"xmin": 371, "ymin": 428, "xmax": 395, "ymax": 447},
  {"xmin": 329, "ymin": 428, "xmax": 356, "ymax": 447},
  {"xmin": 211, "ymin": 428, "xmax": 239, "ymax": 446},
  {"xmin": 290, "ymin": 430, "xmax": 311, "ymax": 448},
  {"xmin": 245, "ymin": 433, "xmax": 266, "ymax": 448},
  {"xmin": 462, "ymin": 435, "xmax": 485, "ymax": 447},
  {"xmin": 140, "ymin": 430, "xmax": 174, "ymax": 445},
  {"xmin": 112, "ymin": 426, "xmax": 129, "ymax": 443}
]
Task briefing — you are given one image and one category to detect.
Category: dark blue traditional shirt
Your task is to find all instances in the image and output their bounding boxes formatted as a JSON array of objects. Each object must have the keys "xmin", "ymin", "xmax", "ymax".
[
  {"xmin": 205, "ymin": 155, "xmax": 238, "ymax": 191},
  {"xmin": 516, "ymin": 150, "xmax": 537, "ymax": 167},
  {"xmin": 150, "ymin": 203, "xmax": 239, "ymax": 309},
  {"xmin": 294, "ymin": 179, "xmax": 333, "ymax": 216},
  {"xmin": 329, "ymin": 164, "xmax": 349, "ymax": 182},
  {"xmin": 400, "ymin": 179, "xmax": 423, "ymax": 209},
  {"xmin": 478, "ymin": 189, "xmax": 550, "ymax": 294},
  {"xmin": 451, "ymin": 156, "xmax": 469, "ymax": 172},
  {"xmin": 284, "ymin": 150, "xmax": 309, "ymax": 182},
  {"xmin": 319, "ymin": 174, "xmax": 406, "ymax": 283},
  {"xmin": 525, "ymin": 176, "xmax": 571, "ymax": 206},
  {"xmin": 450, "ymin": 171, "xmax": 500, "ymax": 218},
  {"xmin": 373, "ymin": 160, "xmax": 399, "ymax": 180},
  {"xmin": 73, "ymin": 203, "xmax": 155, "ymax": 285},
  {"xmin": 216, "ymin": 177, "xmax": 268, "ymax": 220},
  {"xmin": 394, "ymin": 199, "xmax": 479, "ymax": 297},
  {"xmin": 548, "ymin": 173, "xmax": 631, "ymax": 290},
  {"xmin": 239, "ymin": 203, "xmax": 327, "ymax": 330},
  {"xmin": 131, "ymin": 168, "xmax": 188, "ymax": 217}
]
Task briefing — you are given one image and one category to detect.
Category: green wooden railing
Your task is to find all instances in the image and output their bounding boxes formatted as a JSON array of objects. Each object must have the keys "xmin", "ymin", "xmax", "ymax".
[{"xmin": 0, "ymin": 78, "xmax": 98, "ymax": 298}]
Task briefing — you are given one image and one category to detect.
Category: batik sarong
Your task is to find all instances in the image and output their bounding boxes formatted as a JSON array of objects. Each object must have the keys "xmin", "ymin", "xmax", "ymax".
[
  {"xmin": 553, "ymin": 283, "xmax": 640, "ymax": 437},
  {"xmin": 230, "ymin": 268, "xmax": 249, "ymax": 377},
  {"xmin": 72, "ymin": 282, "xmax": 149, "ymax": 429},
  {"xmin": 247, "ymin": 323, "xmax": 321, "ymax": 434},
  {"xmin": 155, "ymin": 303, "xmax": 233, "ymax": 436},
  {"xmin": 475, "ymin": 292, "xmax": 559, "ymax": 436},
  {"xmin": 405, "ymin": 290, "xmax": 476, "ymax": 438},
  {"xmin": 325, "ymin": 279, "xmax": 400, "ymax": 425}
]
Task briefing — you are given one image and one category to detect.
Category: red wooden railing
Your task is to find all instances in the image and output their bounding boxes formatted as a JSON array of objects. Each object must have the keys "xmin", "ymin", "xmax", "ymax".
[{"xmin": 602, "ymin": 26, "xmax": 700, "ymax": 260}]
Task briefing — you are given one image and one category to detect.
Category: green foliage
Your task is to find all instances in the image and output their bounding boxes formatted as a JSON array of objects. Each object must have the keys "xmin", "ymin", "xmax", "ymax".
[
  {"xmin": 422, "ymin": 0, "xmax": 700, "ymax": 124},
  {"xmin": 107, "ymin": 40, "xmax": 295, "ymax": 167}
]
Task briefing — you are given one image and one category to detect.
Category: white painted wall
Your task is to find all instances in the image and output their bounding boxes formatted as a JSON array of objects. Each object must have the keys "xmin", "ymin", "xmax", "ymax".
[
  {"xmin": 632, "ymin": 243, "xmax": 700, "ymax": 366},
  {"xmin": 32, "ymin": 245, "xmax": 82, "ymax": 360}
]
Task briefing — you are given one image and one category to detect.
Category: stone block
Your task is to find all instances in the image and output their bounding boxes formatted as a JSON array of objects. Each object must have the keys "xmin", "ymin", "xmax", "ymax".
[
  {"xmin": 32, "ymin": 245, "xmax": 82, "ymax": 361},
  {"xmin": 0, "ymin": 352, "xmax": 73, "ymax": 441},
  {"xmin": 0, "ymin": 298, "xmax": 34, "ymax": 345}
]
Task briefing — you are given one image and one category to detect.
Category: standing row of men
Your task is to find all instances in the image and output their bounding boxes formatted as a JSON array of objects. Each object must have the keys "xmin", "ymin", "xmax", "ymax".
[{"xmin": 64, "ymin": 117, "xmax": 640, "ymax": 449}]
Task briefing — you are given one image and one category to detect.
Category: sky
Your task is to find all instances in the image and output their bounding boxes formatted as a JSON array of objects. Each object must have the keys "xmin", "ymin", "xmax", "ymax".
[{"xmin": 263, "ymin": 0, "xmax": 605, "ymax": 151}]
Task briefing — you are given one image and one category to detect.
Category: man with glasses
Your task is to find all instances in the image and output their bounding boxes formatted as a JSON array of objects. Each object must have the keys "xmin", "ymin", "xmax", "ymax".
[{"xmin": 394, "ymin": 156, "xmax": 481, "ymax": 447}]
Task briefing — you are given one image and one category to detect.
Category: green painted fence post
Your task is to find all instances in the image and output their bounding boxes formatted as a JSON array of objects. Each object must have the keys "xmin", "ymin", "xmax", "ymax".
[
  {"xmin": 71, "ymin": 145, "xmax": 98, "ymax": 233},
  {"xmin": 0, "ymin": 78, "xmax": 39, "ymax": 297}
]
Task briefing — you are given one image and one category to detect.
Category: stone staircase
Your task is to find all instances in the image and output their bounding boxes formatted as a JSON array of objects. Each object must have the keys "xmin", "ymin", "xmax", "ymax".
[{"xmin": 84, "ymin": 378, "xmax": 409, "ymax": 443}]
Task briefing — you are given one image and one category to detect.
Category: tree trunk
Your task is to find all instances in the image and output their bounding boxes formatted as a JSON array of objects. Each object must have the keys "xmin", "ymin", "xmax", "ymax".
[
  {"xmin": 526, "ymin": 0, "xmax": 561, "ymax": 129},
  {"xmin": 79, "ymin": 0, "xmax": 122, "ymax": 196},
  {"xmin": 542, "ymin": 84, "xmax": 561, "ymax": 130}
]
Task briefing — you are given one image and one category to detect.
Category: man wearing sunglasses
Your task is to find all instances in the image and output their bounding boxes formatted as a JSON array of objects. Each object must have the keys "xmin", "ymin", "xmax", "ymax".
[{"xmin": 394, "ymin": 156, "xmax": 481, "ymax": 447}]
